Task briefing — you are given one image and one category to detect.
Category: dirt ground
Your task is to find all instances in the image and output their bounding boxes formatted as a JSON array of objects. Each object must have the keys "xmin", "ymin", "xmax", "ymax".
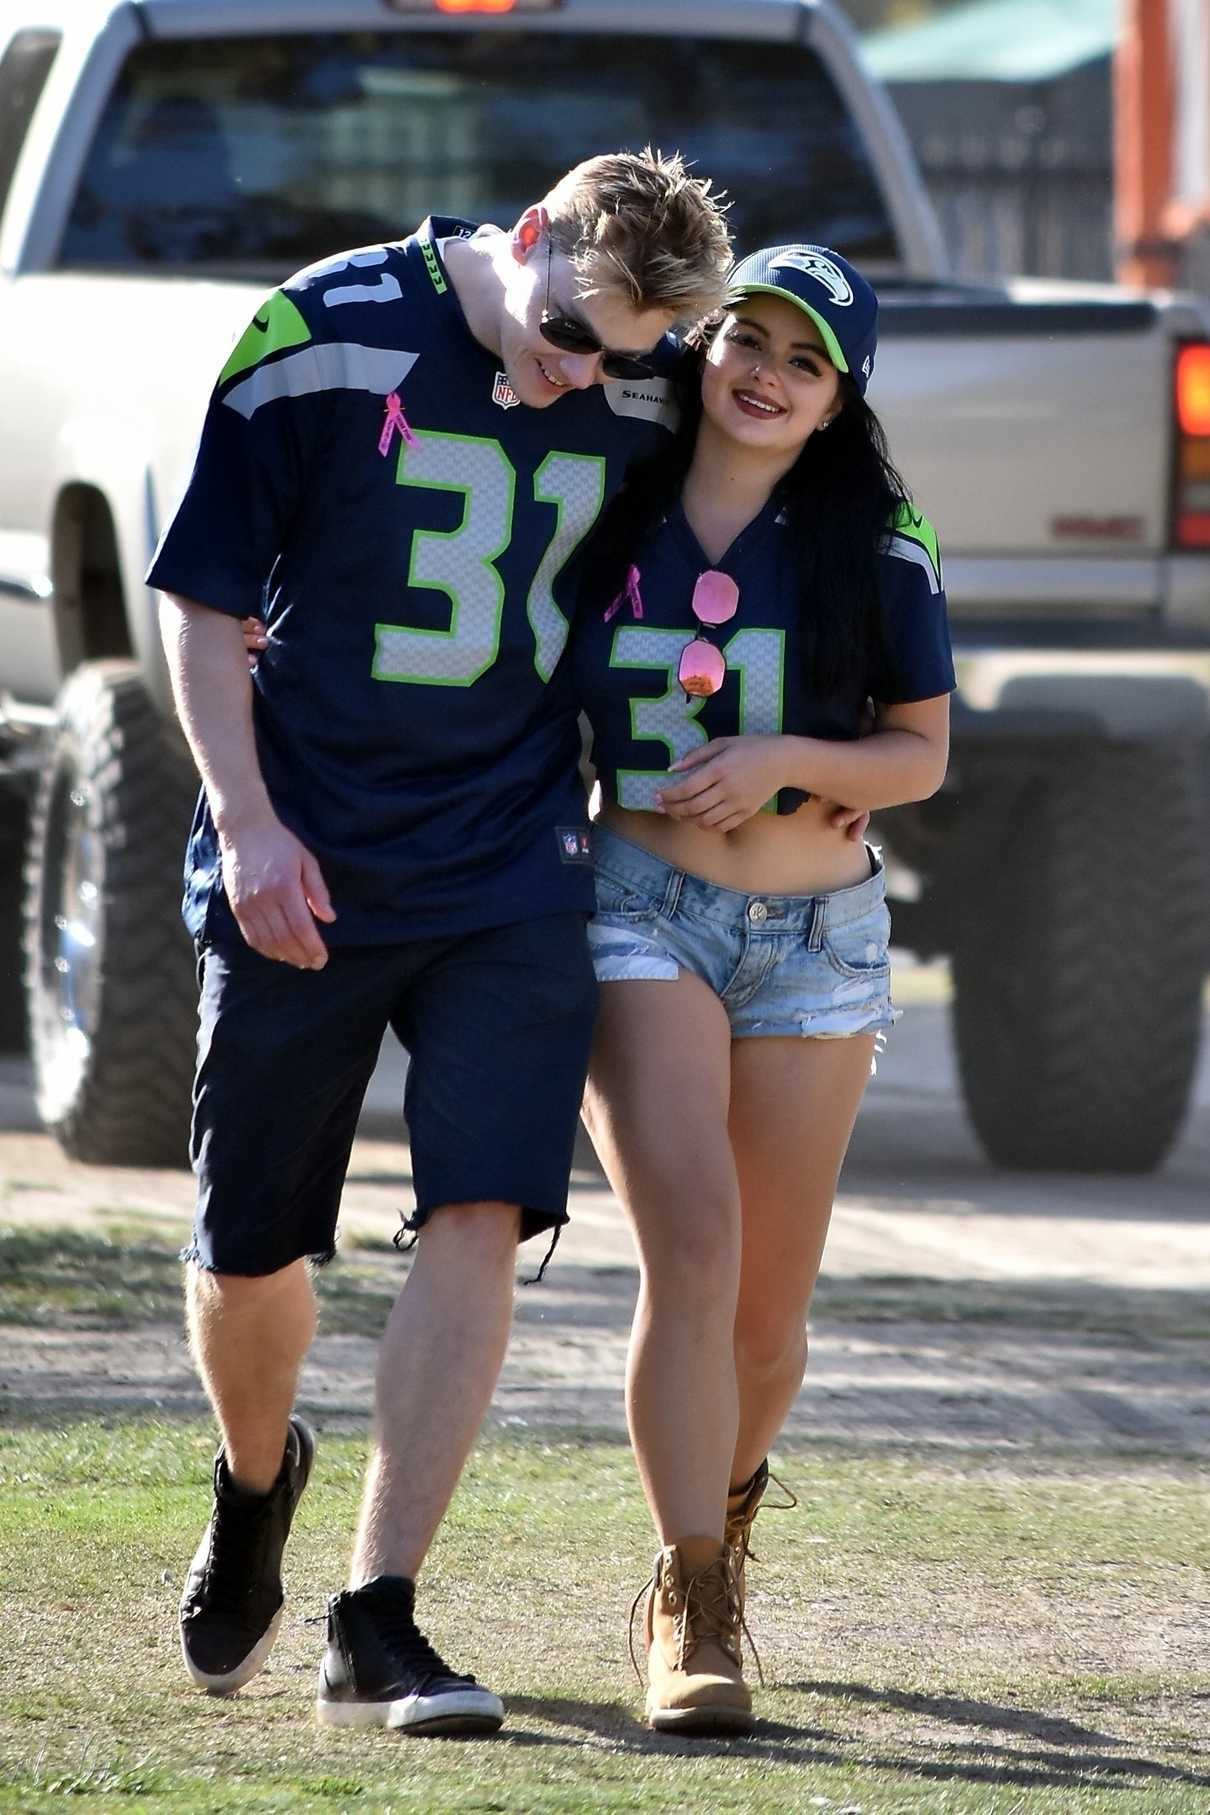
[{"xmin": 2, "ymin": 986, "xmax": 1208, "ymax": 1458}]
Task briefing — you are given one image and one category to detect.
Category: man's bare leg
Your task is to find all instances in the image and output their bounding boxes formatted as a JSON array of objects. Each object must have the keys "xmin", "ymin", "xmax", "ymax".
[
  {"xmin": 186, "ymin": 1259, "xmax": 317, "ymax": 1491},
  {"xmin": 351, "ymin": 1200, "xmax": 521, "ymax": 1583},
  {"xmin": 314, "ymin": 1202, "xmax": 520, "ymax": 1735},
  {"xmin": 180, "ymin": 1258, "xmax": 319, "ymax": 1693}
]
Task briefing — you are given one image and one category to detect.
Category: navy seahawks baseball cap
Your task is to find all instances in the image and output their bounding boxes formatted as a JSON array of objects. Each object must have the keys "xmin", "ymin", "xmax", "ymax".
[{"xmin": 725, "ymin": 244, "xmax": 879, "ymax": 395}]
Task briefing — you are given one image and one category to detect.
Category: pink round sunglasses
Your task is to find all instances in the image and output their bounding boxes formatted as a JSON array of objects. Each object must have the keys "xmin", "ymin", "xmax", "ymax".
[{"xmin": 605, "ymin": 566, "xmax": 739, "ymax": 698}]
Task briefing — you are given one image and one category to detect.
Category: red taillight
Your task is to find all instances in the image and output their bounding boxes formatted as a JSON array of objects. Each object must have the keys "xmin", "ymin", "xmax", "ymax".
[
  {"xmin": 385, "ymin": 0, "xmax": 563, "ymax": 12},
  {"xmin": 1174, "ymin": 342, "xmax": 1210, "ymax": 547},
  {"xmin": 1177, "ymin": 345, "xmax": 1210, "ymax": 437}
]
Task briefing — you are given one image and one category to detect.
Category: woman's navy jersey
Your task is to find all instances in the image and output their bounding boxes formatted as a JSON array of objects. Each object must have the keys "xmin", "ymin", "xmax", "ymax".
[
  {"xmin": 572, "ymin": 495, "xmax": 955, "ymax": 815},
  {"xmin": 147, "ymin": 219, "xmax": 677, "ymax": 943}
]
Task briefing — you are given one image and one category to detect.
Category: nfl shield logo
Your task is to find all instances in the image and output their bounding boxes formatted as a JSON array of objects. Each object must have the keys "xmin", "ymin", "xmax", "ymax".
[
  {"xmin": 562, "ymin": 832, "xmax": 580, "ymax": 857},
  {"xmin": 492, "ymin": 371, "xmax": 520, "ymax": 409}
]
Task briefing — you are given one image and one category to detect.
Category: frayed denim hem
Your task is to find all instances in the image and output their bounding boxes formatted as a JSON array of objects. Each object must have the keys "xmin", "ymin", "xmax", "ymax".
[
  {"xmin": 394, "ymin": 1207, "xmax": 564, "ymax": 1285},
  {"xmin": 179, "ymin": 1243, "xmax": 337, "ymax": 1274}
]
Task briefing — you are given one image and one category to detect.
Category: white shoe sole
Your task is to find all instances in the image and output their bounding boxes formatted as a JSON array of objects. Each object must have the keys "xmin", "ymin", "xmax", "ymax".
[
  {"xmin": 182, "ymin": 1607, "xmax": 284, "ymax": 1696},
  {"xmin": 317, "ymin": 1686, "xmax": 505, "ymax": 1736}
]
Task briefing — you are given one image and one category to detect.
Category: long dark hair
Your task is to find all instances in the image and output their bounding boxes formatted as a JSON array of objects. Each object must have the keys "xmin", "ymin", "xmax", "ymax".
[{"xmin": 587, "ymin": 330, "xmax": 910, "ymax": 708}]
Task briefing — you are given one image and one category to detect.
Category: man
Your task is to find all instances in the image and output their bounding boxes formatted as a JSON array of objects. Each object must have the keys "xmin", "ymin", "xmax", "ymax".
[{"xmin": 150, "ymin": 149, "xmax": 732, "ymax": 1736}]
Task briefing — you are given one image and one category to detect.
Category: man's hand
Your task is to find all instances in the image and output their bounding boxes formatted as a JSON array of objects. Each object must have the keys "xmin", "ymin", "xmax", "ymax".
[
  {"xmin": 656, "ymin": 737, "xmax": 789, "ymax": 833},
  {"xmin": 826, "ymin": 801, "xmax": 871, "ymax": 843},
  {"xmin": 218, "ymin": 812, "xmax": 337, "ymax": 968},
  {"xmin": 241, "ymin": 616, "xmax": 268, "ymax": 668}
]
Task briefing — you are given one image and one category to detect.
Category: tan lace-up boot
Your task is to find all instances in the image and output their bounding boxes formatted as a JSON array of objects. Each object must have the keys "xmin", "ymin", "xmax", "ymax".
[
  {"xmin": 725, "ymin": 1461, "xmax": 770, "ymax": 1610},
  {"xmin": 642, "ymin": 1537, "xmax": 753, "ymax": 1734}
]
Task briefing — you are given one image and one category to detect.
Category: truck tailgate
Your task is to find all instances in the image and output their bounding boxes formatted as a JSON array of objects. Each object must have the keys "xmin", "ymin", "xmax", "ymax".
[{"xmin": 873, "ymin": 288, "xmax": 1173, "ymax": 566}]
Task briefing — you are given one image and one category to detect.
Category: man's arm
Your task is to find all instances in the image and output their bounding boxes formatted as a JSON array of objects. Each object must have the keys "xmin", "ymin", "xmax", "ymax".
[{"xmin": 160, "ymin": 595, "xmax": 335, "ymax": 968}]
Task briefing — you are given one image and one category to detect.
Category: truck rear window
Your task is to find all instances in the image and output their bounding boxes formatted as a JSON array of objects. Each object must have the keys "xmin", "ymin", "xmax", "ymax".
[{"xmin": 57, "ymin": 30, "xmax": 896, "ymax": 278}]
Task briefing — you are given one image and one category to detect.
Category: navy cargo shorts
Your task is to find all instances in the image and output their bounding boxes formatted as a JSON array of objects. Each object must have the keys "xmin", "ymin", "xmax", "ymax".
[{"xmin": 187, "ymin": 913, "xmax": 597, "ymax": 1275}]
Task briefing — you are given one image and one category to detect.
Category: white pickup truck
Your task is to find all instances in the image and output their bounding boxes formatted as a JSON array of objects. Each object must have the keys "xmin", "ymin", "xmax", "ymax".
[{"xmin": 2, "ymin": 0, "xmax": 1209, "ymax": 1172}]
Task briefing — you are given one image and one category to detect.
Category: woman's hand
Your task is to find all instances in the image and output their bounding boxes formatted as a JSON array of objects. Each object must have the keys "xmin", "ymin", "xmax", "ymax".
[
  {"xmin": 241, "ymin": 616, "xmax": 268, "ymax": 668},
  {"xmin": 656, "ymin": 736, "xmax": 793, "ymax": 833}
]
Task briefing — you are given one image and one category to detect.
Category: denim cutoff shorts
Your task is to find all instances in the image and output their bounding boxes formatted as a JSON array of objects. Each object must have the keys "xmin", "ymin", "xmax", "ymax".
[{"xmin": 588, "ymin": 823, "xmax": 898, "ymax": 1041}]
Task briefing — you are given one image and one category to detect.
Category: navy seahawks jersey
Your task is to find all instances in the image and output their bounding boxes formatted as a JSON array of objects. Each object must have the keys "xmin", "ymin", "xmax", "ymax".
[
  {"xmin": 572, "ymin": 496, "xmax": 954, "ymax": 815},
  {"xmin": 147, "ymin": 218, "xmax": 677, "ymax": 942}
]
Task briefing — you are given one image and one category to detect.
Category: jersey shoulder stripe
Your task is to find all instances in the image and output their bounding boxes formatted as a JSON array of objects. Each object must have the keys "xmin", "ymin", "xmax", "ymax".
[
  {"xmin": 223, "ymin": 344, "xmax": 419, "ymax": 420},
  {"xmin": 884, "ymin": 502, "xmax": 943, "ymax": 594}
]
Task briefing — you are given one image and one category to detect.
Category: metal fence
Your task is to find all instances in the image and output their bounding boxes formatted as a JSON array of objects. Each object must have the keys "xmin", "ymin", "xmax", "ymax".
[
  {"xmin": 889, "ymin": 61, "xmax": 1114, "ymax": 281},
  {"xmin": 922, "ymin": 157, "xmax": 1113, "ymax": 280}
]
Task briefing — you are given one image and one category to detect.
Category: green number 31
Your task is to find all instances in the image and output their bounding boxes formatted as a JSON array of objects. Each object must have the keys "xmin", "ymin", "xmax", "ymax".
[{"xmin": 372, "ymin": 432, "xmax": 605, "ymax": 686}]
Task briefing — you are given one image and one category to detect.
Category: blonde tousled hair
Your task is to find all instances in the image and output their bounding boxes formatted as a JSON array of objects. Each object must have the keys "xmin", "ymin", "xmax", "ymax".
[{"xmin": 543, "ymin": 148, "xmax": 731, "ymax": 324}]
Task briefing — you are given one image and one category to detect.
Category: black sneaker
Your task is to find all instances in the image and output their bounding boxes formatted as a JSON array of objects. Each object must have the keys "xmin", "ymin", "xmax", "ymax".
[
  {"xmin": 179, "ymin": 1414, "xmax": 316, "ymax": 1694},
  {"xmin": 316, "ymin": 1575, "xmax": 504, "ymax": 1735}
]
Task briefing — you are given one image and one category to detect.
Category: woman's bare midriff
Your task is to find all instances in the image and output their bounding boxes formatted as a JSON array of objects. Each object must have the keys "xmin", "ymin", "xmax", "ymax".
[{"xmin": 596, "ymin": 798, "xmax": 874, "ymax": 897}]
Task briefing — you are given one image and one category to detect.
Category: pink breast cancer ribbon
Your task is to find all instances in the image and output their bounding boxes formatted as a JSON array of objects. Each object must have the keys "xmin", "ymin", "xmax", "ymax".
[
  {"xmin": 379, "ymin": 391, "xmax": 418, "ymax": 456},
  {"xmin": 604, "ymin": 564, "xmax": 644, "ymax": 622}
]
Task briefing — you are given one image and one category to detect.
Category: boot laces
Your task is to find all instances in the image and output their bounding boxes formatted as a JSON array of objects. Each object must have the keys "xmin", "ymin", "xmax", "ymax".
[
  {"xmin": 627, "ymin": 1574, "xmax": 654, "ymax": 1683},
  {"xmin": 727, "ymin": 1468, "xmax": 798, "ymax": 1569},
  {"xmin": 628, "ymin": 1555, "xmax": 764, "ymax": 1687}
]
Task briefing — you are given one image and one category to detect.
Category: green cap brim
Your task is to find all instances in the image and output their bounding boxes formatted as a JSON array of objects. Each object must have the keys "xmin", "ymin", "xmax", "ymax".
[{"xmin": 725, "ymin": 283, "xmax": 849, "ymax": 375}]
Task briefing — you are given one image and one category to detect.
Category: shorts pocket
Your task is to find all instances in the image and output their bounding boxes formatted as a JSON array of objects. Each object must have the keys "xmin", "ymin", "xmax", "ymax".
[
  {"xmin": 823, "ymin": 903, "xmax": 892, "ymax": 980},
  {"xmin": 593, "ymin": 867, "xmax": 661, "ymax": 922}
]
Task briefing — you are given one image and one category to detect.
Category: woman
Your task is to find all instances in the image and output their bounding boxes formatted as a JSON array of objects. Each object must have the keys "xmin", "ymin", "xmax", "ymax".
[{"xmin": 571, "ymin": 244, "xmax": 953, "ymax": 1734}]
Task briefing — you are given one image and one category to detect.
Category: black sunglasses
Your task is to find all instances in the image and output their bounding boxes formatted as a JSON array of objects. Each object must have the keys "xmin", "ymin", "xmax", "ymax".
[{"xmin": 539, "ymin": 237, "xmax": 657, "ymax": 382}]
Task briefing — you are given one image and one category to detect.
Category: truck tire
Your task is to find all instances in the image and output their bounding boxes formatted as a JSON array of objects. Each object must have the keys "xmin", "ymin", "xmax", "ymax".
[
  {"xmin": 23, "ymin": 662, "xmax": 198, "ymax": 1164},
  {"xmin": 951, "ymin": 744, "xmax": 1207, "ymax": 1172},
  {"xmin": 0, "ymin": 789, "xmax": 28, "ymax": 1050}
]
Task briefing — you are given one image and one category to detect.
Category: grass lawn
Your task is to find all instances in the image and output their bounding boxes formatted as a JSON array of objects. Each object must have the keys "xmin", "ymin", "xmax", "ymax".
[
  {"xmin": 1, "ymin": 1419, "xmax": 1207, "ymax": 1814},
  {"xmin": 1, "ymin": 1215, "xmax": 1207, "ymax": 1811}
]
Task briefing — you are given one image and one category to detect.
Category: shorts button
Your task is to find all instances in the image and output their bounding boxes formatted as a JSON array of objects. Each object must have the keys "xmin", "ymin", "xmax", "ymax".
[{"xmin": 748, "ymin": 900, "xmax": 768, "ymax": 923}]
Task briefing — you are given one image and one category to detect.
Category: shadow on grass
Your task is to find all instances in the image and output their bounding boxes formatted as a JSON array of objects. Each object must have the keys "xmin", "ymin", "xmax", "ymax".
[
  {"xmin": 793, "ymin": 1679, "xmax": 1122, "ymax": 1747},
  {"xmin": 5, "ymin": 1221, "xmax": 1209, "ymax": 1346},
  {"xmin": 811, "ymin": 1275, "xmax": 1210, "ymax": 1342},
  {"xmin": 0, "ymin": 1226, "xmax": 400, "ymax": 1335},
  {"xmin": 510, "ymin": 1688, "xmax": 1210, "ymax": 1794},
  {"xmin": 790, "ymin": 1680, "xmax": 1210, "ymax": 1792},
  {"xmin": 505, "ymin": 1694, "xmax": 843, "ymax": 1763}
]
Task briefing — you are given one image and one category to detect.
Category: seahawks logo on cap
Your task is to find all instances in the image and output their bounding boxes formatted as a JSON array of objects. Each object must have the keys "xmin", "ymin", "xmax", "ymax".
[{"xmin": 776, "ymin": 251, "xmax": 854, "ymax": 307}]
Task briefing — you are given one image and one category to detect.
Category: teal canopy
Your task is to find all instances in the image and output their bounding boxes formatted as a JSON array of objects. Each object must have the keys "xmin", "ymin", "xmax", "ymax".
[{"xmin": 861, "ymin": 0, "xmax": 1117, "ymax": 83}]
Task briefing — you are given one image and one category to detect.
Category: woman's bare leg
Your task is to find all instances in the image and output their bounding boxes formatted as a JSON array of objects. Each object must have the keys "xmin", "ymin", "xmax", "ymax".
[
  {"xmin": 583, "ymin": 973, "xmax": 740, "ymax": 1543},
  {"xmin": 727, "ymin": 1034, "xmax": 876, "ymax": 1487}
]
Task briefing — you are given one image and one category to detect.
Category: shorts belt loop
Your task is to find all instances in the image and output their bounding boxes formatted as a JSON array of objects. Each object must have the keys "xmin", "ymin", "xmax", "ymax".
[
  {"xmin": 662, "ymin": 868, "xmax": 683, "ymax": 916},
  {"xmin": 807, "ymin": 895, "xmax": 825, "ymax": 953}
]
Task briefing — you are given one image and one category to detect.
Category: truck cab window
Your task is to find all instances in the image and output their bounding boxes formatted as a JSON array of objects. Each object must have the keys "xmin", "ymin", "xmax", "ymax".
[{"xmin": 57, "ymin": 30, "xmax": 898, "ymax": 279}]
